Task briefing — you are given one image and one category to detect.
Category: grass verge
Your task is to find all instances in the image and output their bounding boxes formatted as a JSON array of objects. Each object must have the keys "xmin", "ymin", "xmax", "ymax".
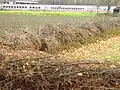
[
  {"xmin": 58, "ymin": 28, "xmax": 120, "ymax": 62},
  {"xmin": 54, "ymin": 28, "xmax": 120, "ymax": 52},
  {"xmin": 0, "ymin": 10, "xmax": 96, "ymax": 16}
]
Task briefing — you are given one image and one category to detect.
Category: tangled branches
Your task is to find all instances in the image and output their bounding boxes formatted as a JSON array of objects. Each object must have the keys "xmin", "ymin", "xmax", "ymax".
[
  {"xmin": 0, "ymin": 56, "xmax": 120, "ymax": 90},
  {"xmin": 1, "ymin": 16, "xmax": 120, "ymax": 53}
]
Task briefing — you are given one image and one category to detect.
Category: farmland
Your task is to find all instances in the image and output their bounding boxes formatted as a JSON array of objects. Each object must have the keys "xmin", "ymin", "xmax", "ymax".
[{"xmin": 0, "ymin": 14, "xmax": 120, "ymax": 90}]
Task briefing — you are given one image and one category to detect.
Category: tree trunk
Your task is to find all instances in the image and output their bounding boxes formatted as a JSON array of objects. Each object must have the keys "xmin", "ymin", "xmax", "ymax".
[
  {"xmin": 107, "ymin": 5, "xmax": 111, "ymax": 14},
  {"xmin": 97, "ymin": 6, "xmax": 100, "ymax": 15}
]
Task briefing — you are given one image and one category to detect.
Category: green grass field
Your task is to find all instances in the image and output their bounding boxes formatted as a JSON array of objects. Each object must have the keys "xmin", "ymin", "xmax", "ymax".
[{"xmin": 0, "ymin": 10, "xmax": 97, "ymax": 16}]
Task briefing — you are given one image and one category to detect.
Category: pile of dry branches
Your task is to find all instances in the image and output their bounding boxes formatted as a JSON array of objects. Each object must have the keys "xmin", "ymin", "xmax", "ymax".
[
  {"xmin": 0, "ymin": 16, "xmax": 120, "ymax": 90},
  {"xmin": 0, "ymin": 17, "xmax": 120, "ymax": 53},
  {"xmin": 0, "ymin": 55, "xmax": 120, "ymax": 90}
]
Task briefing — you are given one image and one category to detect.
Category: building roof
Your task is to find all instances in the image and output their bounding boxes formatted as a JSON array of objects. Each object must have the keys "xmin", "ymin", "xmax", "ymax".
[{"xmin": 15, "ymin": 0, "xmax": 38, "ymax": 4}]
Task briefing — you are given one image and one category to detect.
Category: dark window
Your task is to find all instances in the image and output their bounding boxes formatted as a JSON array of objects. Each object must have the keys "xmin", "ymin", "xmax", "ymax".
[
  {"xmin": 16, "ymin": 2, "xmax": 19, "ymax": 4},
  {"xmin": 104, "ymin": 9, "xmax": 106, "ymax": 11},
  {"xmin": 113, "ymin": 8, "xmax": 120, "ymax": 14},
  {"xmin": 4, "ymin": 2, "xmax": 9, "ymax": 4}
]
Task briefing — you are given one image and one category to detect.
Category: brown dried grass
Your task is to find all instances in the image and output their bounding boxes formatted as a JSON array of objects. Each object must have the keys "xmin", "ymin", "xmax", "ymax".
[
  {"xmin": 59, "ymin": 35, "xmax": 120, "ymax": 61},
  {"xmin": 0, "ymin": 16, "xmax": 120, "ymax": 54},
  {"xmin": 0, "ymin": 15, "xmax": 120, "ymax": 90}
]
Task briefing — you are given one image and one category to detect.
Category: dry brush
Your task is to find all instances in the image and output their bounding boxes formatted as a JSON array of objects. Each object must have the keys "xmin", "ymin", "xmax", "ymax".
[{"xmin": 0, "ymin": 16, "xmax": 120, "ymax": 89}]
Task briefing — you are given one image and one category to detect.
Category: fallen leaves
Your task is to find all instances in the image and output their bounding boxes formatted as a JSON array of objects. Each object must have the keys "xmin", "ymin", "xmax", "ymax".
[{"xmin": 59, "ymin": 36, "xmax": 120, "ymax": 62}]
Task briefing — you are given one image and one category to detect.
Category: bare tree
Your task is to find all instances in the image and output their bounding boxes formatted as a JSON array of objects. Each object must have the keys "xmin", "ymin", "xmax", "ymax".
[
  {"xmin": 98, "ymin": 0, "xmax": 115, "ymax": 13},
  {"xmin": 74, "ymin": 0, "xmax": 77, "ymax": 5},
  {"xmin": 117, "ymin": 0, "xmax": 120, "ymax": 7},
  {"xmin": 96, "ymin": 0, "xmax": 101, "ymax": 14}
]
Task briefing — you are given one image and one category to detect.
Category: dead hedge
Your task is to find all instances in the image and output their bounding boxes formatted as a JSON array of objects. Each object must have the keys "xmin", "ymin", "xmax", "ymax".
[
  {"xmin": 0, "ymin": 16, "xmax": 120, "ymax": 53},
  {"xmin": 0, "ymin": 16, "xmax": 120, "ymax": 90},
  {"xmin": 0, "ymin": 56, "xmax": 120, "ymax": 90}
]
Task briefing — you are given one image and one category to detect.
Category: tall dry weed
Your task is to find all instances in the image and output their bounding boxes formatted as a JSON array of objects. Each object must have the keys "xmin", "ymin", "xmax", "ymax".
[{"xmin": 0, "ymin": 16, "xmax": 120, "ymax": 53}]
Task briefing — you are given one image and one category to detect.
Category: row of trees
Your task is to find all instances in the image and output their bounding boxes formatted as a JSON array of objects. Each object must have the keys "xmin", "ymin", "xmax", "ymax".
[
  {"xmin": 97, "ymin": 0, "xmax": 120, "ymax": 13},
  {"xmin": 32, "ymin": 0, "xmax": 117, "ymax": 5},
  {"xmin": 36, "ymin": 0, "xmax": 118, "ymax": 13},
  {"xmin": 97, "ymin": 0, "xmax": 116, "ymax": 13},
  {"xmin": 0, "ymin": 0, "xmax": 118, "ymax": 5}
]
